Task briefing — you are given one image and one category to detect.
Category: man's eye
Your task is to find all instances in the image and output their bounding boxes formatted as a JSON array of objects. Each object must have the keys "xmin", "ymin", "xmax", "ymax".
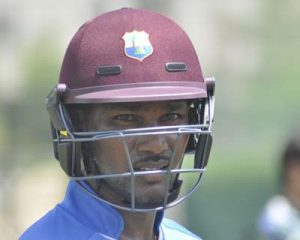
[
  {"xmin": 161, "ymin": 113, "xmax": 183, "ymax": 122},
  {"xmin": 114, "ymin": 114, "xmax": 140, "ymax": 122}
]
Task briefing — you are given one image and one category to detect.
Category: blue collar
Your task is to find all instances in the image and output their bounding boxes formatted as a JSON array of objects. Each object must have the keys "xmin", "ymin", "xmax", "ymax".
[{"xmin": 60, "ymin": 180, "xmax": 164, "ymax": 238}]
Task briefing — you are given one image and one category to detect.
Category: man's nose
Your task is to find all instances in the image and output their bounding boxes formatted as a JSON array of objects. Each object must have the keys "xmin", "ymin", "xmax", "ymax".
[{"xmin": 137, "ymin": 135, "xmax": 169, "ymax": 155}]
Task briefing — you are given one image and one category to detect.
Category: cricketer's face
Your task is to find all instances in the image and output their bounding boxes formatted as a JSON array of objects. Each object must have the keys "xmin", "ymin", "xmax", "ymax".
[{"xmin": 86, "ymin": 100, "xmax": 189, "ymax": 209}]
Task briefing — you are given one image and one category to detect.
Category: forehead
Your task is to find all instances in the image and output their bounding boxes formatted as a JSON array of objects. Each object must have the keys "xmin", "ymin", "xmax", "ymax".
[{"xmin": 92, "ymin": 100, "xmax": 189, "ymax": 113}]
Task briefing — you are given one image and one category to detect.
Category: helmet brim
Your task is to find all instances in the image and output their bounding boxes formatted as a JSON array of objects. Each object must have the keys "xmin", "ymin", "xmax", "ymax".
[{"xmin": 62, "ymin": 81, "xmax": 207, "ymax": 104}]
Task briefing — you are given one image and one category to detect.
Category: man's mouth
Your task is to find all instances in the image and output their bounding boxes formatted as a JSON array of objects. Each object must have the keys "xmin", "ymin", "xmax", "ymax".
[
  {"xmin": 133, "ymin": 162, "xmax": 169, "ymax": 172},
  {"xmin": 134, "ymin": 166, "xmax": 168, "ymax": 171},
  {"xmin": 132, "ymin": 161, "xmax": 171, "ymax": 184}
]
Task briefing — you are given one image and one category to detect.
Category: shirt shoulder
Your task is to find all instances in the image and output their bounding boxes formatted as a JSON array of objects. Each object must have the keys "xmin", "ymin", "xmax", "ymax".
[
  {"xmin": 160, "ymin": 218, "xmax": 201, "ymax": 240},
  {"xmin": 258, "ymin": 195, "xmax": 300, "ymax": 239},
  {"xmin": 19, "ymin": 205, "xmax": 96, "ymax": 240}
]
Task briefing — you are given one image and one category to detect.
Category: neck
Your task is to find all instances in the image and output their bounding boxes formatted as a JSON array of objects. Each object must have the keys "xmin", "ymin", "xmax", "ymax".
[
  {"xmin": 285, "ymin": 183, "xmax": 300, "ymax": 211},
  {"xmin": 119, "ymin": 209, "xmax": 157, "ymax": 240},
  {"xmin": 92, "ymin": 181, "xmax": 160, "ymax": 239}
]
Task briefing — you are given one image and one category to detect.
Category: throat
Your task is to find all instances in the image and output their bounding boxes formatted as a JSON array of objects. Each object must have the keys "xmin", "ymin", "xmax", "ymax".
[{"xmin": 119, "ymin": 210, "xmax": 158, "ymax": 240}]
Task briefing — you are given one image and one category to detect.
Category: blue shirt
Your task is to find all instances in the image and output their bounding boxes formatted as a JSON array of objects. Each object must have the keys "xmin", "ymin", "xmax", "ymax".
[{"xmin": 20, "ymin": 180, "xmax": 201, "ymax": 240}]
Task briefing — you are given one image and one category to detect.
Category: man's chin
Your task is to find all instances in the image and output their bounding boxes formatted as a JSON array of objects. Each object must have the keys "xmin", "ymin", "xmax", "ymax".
[
  {"xmin": 122, "ymin": 195, "xmax": 165, "ymax": 209},
  {"xmin": 94, "ymin": 178, "xmax": 172, "ymax": 209},
  {"xmin": 132, "ymin": 190, "xmax": 168, "ymax": 209},
  {"xmin": 133, "ymin": 201, "xmax": 165, "ymax": 209}
]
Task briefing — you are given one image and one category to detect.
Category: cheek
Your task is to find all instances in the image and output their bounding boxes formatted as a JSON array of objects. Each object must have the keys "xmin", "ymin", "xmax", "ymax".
[
  {"xmin": 92, "ymin": 134, "xmax": 189, "ymax": 173},
  {"xmin": 94, "ymin": 139, "xmax": 130, "ymax": 173},
  {"xmin": 125, "ymin": 134, "xmax": 189, "ymax": 151},
  {"xmin": 167, "ymin": 134, "xmax": 189, "ymax": 151},
  {"xmin": 173, "ymin": 135, "xmax": 189, "ymax": 166}
]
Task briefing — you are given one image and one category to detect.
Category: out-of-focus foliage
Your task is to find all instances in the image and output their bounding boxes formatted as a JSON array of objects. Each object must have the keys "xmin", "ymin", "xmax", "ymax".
[
  {"xmin": 5, "ymin": 34, "xmax": 60, "ymax": 146},
  {"xmin": 186, "ymin": 1, "xmax": 300, "ymax": 239}
]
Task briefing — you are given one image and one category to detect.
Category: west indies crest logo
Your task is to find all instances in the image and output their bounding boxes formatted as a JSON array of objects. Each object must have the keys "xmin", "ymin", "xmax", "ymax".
[{"xmin": 122, "ymin": 30, "xmax": 153, "ymax": 61}]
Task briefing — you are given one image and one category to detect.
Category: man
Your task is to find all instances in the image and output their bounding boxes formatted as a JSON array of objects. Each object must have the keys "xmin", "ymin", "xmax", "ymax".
[
  {"xmin": 20, "ymin": 8, "xmax": 215, "ymax": 240},
  {"xmin": 258, "ymin": 132, "xmax": 300, "ymax": 240}
]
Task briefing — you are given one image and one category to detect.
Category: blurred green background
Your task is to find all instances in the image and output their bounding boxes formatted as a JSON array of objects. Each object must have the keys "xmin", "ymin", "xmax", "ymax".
[{"xmin": 0, "ymin": 0, "xmax": 299, "ymax": 239}]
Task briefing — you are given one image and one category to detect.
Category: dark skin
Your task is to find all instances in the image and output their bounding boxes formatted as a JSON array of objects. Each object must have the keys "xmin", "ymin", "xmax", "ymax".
[
  {"xmin": 284, "ymin": 161, "xmax": 300, "ymax": 211},
  {"xmin": 78, "ymin": 100, "xmax": 189, "ymax": 240}
]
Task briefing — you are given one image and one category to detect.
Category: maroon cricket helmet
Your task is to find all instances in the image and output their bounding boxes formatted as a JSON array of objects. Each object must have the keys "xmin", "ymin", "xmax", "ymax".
[{"xmin": 58, "ymin": 8, "xmax": 207, "ymax": 103}]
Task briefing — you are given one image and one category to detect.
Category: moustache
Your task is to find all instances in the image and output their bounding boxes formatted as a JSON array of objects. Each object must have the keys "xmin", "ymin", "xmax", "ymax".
[{"xmin": 131, "ymin": 151, "xmax": 172, "ymax": 165}]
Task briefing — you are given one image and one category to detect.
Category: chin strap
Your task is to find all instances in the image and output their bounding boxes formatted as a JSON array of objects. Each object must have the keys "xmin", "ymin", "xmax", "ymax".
[{"xmin": 167, "ymin": 179, "xmax": 183, "ymax": 203}]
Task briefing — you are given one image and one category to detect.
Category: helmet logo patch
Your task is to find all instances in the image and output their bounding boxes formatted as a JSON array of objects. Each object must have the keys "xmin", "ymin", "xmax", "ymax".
[{"xmin": 122, "ymin": 30, "xmax": 153, "ymax": 61}]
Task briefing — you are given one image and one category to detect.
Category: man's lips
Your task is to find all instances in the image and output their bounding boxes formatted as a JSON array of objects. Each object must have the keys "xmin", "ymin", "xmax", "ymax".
[
  {"xmin": 133, "ymin": 161, "xmax": 169, "ymax": 171},
  {"xmin": 132, "ymin": 161, "xmax": 171, "ymax": 183}
]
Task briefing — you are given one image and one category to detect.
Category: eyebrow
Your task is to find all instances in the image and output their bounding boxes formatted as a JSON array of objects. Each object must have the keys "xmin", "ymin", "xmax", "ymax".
[
  {"xmin": 164, "ymin": 102, "xmax": 187, "ymax": 111},
  {"xmin": 107, "ymin": 101, "xmax": 187, "ymax": 112}
]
